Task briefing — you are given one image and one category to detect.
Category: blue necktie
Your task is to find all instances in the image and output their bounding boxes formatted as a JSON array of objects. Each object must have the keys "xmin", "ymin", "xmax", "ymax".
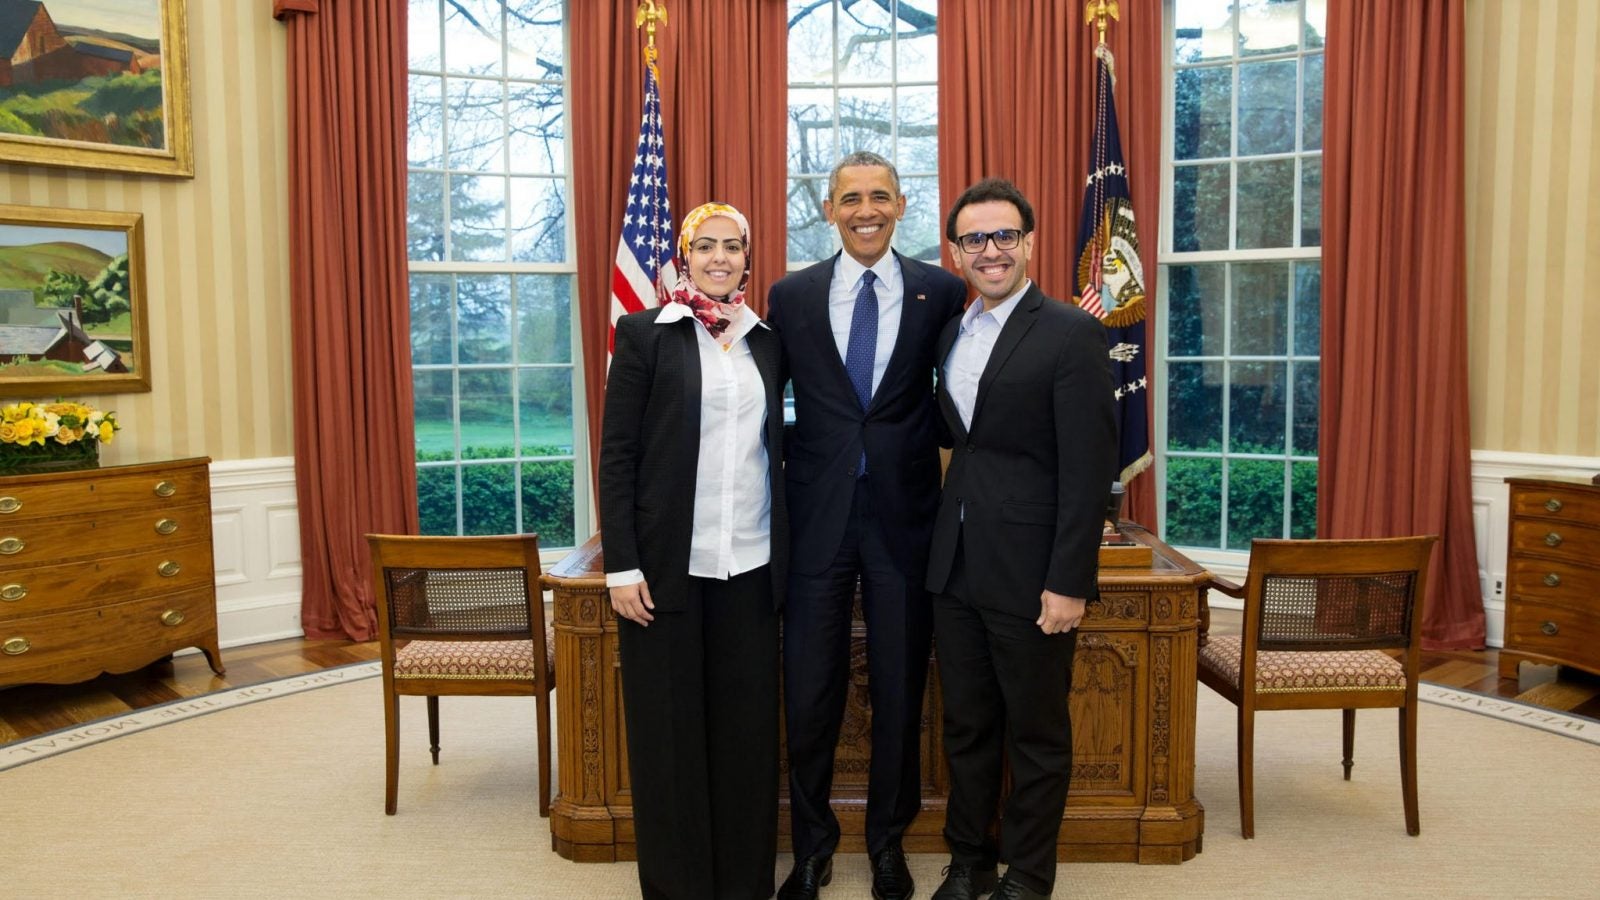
[{"xmin": 844, "ymin": 270, "xmax": 877, "ymax": 476}]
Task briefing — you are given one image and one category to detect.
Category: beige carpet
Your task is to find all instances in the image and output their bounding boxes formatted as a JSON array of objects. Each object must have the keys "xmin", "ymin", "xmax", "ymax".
[{"xmin": 2, "ymin": 674, "xmax": 1596, "ymax": 899}]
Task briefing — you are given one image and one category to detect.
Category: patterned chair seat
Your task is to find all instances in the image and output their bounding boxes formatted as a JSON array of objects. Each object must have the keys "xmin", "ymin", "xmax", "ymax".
[
  {"xmin": 1200, "ymin": 634, "xmax": 1406, "ymax": 694},
  {"xmin": 394, "ymin": 623, "xmax": 557, "ymax": 682}
]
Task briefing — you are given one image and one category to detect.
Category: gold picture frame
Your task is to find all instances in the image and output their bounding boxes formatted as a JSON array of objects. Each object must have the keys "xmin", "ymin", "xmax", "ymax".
[
  {"xmin": 0, "ymin": 0, "xmax": 192, "ymax": 177},
  {"xmin": 0, "ymin": 203, "xmax": 151, "ymax": 396}
]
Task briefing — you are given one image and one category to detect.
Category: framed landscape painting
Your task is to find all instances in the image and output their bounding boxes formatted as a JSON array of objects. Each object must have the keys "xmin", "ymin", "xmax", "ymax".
[
  {"xmin": 0, "ymin": 203, "xmax": 150, "ymax": 396},
  {"xmin": 0, "ymin": 0, "xmax": 192, "ymax": 177}
]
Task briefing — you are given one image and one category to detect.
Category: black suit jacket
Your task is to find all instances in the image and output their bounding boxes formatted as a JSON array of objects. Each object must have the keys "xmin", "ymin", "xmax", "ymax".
[
  {"xmin": 598, "ymin": 307, "xmax": 788, "ymax": 611},
  {"xmin": 766, "ymin": 251, "xmax": 967, "ymax": 577},
  {"xmin": 926, "ymin": 284, "xmax": 1118, "ymax": 616}
]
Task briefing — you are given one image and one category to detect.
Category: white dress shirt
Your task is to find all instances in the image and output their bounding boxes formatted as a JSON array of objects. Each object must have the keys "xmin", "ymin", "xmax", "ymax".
[
  {"xmin": 828, "ymin": 252, "xmax": 903, "ymax": 398},
  {"xmin": 943, "ymin": 280, "xmax": 1030, "ymax": 432},
  {"xmin": 606, "ymin": 303, "xmax": 772, "ymax": 588}
]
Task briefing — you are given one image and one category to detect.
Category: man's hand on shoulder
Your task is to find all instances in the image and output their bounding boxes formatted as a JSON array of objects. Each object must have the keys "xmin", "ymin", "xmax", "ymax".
[{"xmin": 1037, "ymin": 590, "xmax": 1086, "ymax": 635}]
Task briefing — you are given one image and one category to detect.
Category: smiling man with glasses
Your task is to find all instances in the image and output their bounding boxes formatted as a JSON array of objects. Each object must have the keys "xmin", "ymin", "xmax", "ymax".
[{"xmin": 926, "ymin": 178, "xmax": 1118, "ymax": 900}]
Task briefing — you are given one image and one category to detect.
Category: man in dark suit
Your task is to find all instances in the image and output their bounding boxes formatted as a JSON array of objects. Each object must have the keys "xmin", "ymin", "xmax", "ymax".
[
  {"xmin": 767, "ymin": 151, "xmax": 967, "ymax": 900},
  {"xmin": 926, "ymin": 178, "xmax": 1117, "ymax": 900}
]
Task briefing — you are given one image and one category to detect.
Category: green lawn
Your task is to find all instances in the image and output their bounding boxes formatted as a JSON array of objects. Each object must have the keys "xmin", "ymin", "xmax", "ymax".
[{"xmin": 414, "ymin": 419, "xmax": 574, "ymax": 458}]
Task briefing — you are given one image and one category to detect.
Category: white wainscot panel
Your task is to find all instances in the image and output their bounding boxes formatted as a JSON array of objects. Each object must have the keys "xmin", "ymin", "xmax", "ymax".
[{"xmin": 207, "ymin": 458, "xmax": 303, "ymax": 648}]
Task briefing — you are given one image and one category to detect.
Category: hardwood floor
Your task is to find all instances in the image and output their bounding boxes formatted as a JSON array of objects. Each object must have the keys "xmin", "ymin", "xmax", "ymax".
[{"xmin": 3, "ymin": 609, "xmax": 1598, "ymax": 745}]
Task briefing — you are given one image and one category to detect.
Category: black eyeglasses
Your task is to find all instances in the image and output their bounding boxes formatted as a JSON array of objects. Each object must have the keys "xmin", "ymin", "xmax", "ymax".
[{"xmin": 955, "ymin": 229, "xmax": 1024, "ymax": 254}]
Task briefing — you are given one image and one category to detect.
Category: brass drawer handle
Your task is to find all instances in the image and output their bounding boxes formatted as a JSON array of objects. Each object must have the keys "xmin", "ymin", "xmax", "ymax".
[
  {"xmin": 2, "ymin": 637, "xmax": 29, "ymax": 656},
  {"xmin": 0, "ymin": 537, "xmax": 22, "ymax": 555},
  {"xmin": 1545, "ymin": 532, "xmax": 1563, "ymax": 547},
  {"xmin": 0, "ymin": 496, "xmax": 19, "ymax": 514},
  {"xmin": 160, "ymin": 609, "xmax": 186, "ymax": 627},
  {"xmin": 1544, "ymin": 497, "xmax": 1563, "ymax": 513},
  {"xmin": 1541, "ymin": 621, "xmax": 1559, "ymax": 636},
  {"xmin": 154, "ymin": 480, "xmax": 177, "ymax": 498},
  {"xmin": 157, "ymin": 560, "xmax": 182, "ymax": 577},
  {"xmin": 1544, "ymin": 572, "xmax": 1562, "ymax": 588},
  {"xmin": 0, "ymin": 583, "xmax": 24, "ymax": 602},
  {"xmin": 155, "ymin": 518, "xmax": 179, "ymax": 535}
]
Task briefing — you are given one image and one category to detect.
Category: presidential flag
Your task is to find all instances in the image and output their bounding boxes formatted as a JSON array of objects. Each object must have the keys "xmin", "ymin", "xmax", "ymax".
[
  {"xmin": 609, "ymin": 49, "xmax": 675, "ymax": 355},
  {"xmin": 1073, "ymin": 42, "xmax": 1152, "ymax": 484}
]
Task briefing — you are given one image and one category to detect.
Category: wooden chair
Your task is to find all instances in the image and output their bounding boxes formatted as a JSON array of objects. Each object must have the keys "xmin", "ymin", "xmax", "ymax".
[
  {"xmin": 1197, "ymin": 536, "xmax": 1437, "ymax": 838},
  {"xmin": 367, "ymin": 534, "xmax": 554, "ymax": 816}
]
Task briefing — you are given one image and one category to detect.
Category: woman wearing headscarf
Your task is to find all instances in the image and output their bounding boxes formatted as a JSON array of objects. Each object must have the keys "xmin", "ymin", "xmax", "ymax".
[{"xmin": 599, "ymin": 202, "xmax": 787, "ymax": 900}]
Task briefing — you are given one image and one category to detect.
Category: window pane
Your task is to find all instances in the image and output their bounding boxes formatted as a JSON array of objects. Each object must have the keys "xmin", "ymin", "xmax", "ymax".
[
  {"xmin": 447, "ymin": 77, "xmax": 506, "ymax": 173},
  {"xmin": 462, "ymin": 463, "xmax": 517, "ymax": 534},
  {"xmin": 407, "ymin": 170, "xmax": 445, "ymax": 261},
  {"xmin": 1232, "ymin": 262, "xmax": 1289, "ymax": 356},
  {"xmin": 443, "ymin": 0, "xmax": 502, "ymax": 77},
  {"xmin": 1229, "ymin": 361, "xmax": 1287, "ymax": 453},
  {"xmin": 1300, "ymin": 156, "xmax": 1321, "ymax": 247},
  {"xmin": 1165, "ymin": 456, "xmax": 1222, "ymax": 548},
  {"xmin": 523, "ymin": 460, "xmax": 576, "ymax": 548},
  {"xmin": 788, "ymin": 0, "xmax": 833, "ymax": 85},
  {"xmin": 515, "ymin": 274, "xmax": 572, "ymax": 364},
  {"xmin": 457, "ymin": 275, "xmax": 511, "ymax": 364},
  {"xmin": 789, "ymin": 88, "xmax": 835, "ymax": 176},
  {"xmin": 1238, "ymin": 60, "xmax": 1297, "ymax": 156},
  {"xmin": 410, "ymin": 0, "xmax": 441, "ymax": 71},
  {"xmin": 1174, "ymin": 0, "xmax": 1233, "ymax": 64},
  {"xmin": 896, "ymin": 1, "xmax": 939, "ymax": 82},
  {"xmin": 459, "ymin": 368, "xmax": 515, "ymax": 459},
  {"xmin": 450, "ymin": 175, "xmax": 508, "ymax": 261},
  {"xmin": 837, "ymin": 0, "xmax": 894, "ymax": 84},
  {"xmin": 510, "ymin": 176, "xmax": 566, "ymax": 263},
  {"xmin": 1302, "ymin": 53, "xmax": 1324, "ymax": 150},
  {"xmin": 1168, "ymin": 361, "xmax": 1224, "ymax": 451},
  {"xmin": 1306, "ymin": 0, "xmax": 1327, "ymax": 49},
  {"xmin": 1166, "ymin": 264, "xmax": 1225, "ymax": 357},
  {"xmin": 409, "ymin": 74, "xmax": 444, "ymax": 168},
  {"xmin": 417, "ymin": 465, "xmax": 458, "ymax": 534},
  {"xmin": 414, "ymin": 369, "xmax": 457, "ymax": 460},
  {"xmin": 505, "ymin": 0, "xmax": 564, "ymax": 78},
  {"xmin": 1293, "ymin": 360, "xmax": 1319, "ymax": 455},
  {"xmin": 519, "ymin": 367, "xmax": 574, "ymax": 455},
  {"xmin": 836, "ymin": 88, "xmax": 893, "ymax": 158},
  {"xmin": 508, "ymin": 82, "xmax": 565, "ymax": 174},
  {"xmin": 1174, "ymin": 66, "xmax": 1231, "ymax": 160},
  {"xmin": 410, "ymin": 273, "xmax": 453, "ymax": 365},
  {"xmin": 1235, "ymin": 159, "xmax": 1294, "ymax": 249},
  {"xmin": 1294, "ymin": 260, "xmax": 1321, "ymax": 355},
  {"xmin": 1227, "ymin": 458, "xmax": 1287, "ymax": 549},
  {"xmin": 1239, "ymin": 0, "xmax": 1299, "ymax": 56},
  {"xmin": 788, "ymin": 177, "xmax": 835, "ymax": 262},
  {"xmin": 898, "ymin": 85, "xmax": 938, "ymax": 172},
  {"xmin": 1291, "ymin": 460, "xmax": 1318, "ymax": 538},
  {"xmin": 1172, "ymin": 163, "xmax": 1230, "ymax": 252},
  {"xmin": 898, "ymin": 175, "xmax": 941, "ymax": 262}
]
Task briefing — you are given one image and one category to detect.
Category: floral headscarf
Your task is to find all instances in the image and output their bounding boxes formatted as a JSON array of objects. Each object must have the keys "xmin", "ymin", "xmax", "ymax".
[{"xmin": 656, "ymin": 202, "xmax": 751, "ymax": 345}]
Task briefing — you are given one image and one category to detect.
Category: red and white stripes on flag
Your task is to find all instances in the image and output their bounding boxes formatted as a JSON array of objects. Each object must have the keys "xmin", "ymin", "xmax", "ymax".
[{"xmin": 608, "ymin": 50, "xmax": 675, "ymax": 357}]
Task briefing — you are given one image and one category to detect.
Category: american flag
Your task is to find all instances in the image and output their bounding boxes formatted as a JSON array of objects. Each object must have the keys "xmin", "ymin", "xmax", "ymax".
[{"xmin": 609, "ymin": 53, "xmax": 675, "ymax": 355}]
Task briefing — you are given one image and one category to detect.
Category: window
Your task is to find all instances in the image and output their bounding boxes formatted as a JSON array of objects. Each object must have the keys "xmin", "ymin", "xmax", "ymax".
[
  {"xmin": 786, "ymin": 0, "xmax": 941, "ymax": 266},
  {"xmin": 406, "ymin": 0, "xmax": 582, "ymax": 550},
  {"xmin": 1158, "ymin": 0, "xmax": 1325, "ymax": 553}
]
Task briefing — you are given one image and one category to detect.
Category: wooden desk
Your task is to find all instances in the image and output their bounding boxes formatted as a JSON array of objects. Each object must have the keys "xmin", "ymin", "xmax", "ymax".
[{"xmin": 542, "ymin": 525, "xmax": 1206, "ymax": 864}]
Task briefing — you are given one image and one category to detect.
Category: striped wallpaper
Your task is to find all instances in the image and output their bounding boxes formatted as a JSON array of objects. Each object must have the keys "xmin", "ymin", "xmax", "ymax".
[
  {"xmin": 1, "ymin": 1, "xmax": 292, "ymax": 465},
  {"xmin": 2, "ymin": 2, "xmax": 1593, "ymax": 468},
  {"xmin": 1465, "ymin": 0, "xmax": 1600, "ymax": 457}
]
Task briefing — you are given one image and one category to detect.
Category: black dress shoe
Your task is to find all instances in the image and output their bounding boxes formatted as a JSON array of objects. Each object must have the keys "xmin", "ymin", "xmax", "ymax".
[
  {"xmin": 777, "ymin": 852, "xmax": 833, "ymax": 900},
  {"xmin": 991, "ymin": 873, "xmax": 1049, "ymax": 900},
  {"xmin": 930, "ymin": 862, "xmax": 1000, "ymax": 900},
  {"xmin": 870, "ymin": 844, "xmax": 914, "ymax": 900}
]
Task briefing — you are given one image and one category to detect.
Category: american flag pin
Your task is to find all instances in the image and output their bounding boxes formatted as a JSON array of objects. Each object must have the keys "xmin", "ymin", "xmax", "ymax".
[{"xmin": 915, "ymin": 293, "xmax": 927, "ymax": 302}]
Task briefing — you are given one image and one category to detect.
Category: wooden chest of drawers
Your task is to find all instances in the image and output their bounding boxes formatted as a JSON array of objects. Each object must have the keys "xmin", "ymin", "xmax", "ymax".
[
  {"xmin": 1500, "ymin": 477, "xmax": 1600, "ymax": 679},
  {"xmin": 0, "ymin": 457, "xmax": 223, "ymax": 688}
]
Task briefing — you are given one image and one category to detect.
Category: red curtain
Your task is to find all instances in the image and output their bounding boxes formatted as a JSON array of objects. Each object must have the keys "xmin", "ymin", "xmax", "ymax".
[
  {"xmin": 571, "ymin": 1, "xmax": 788, "ymax": 494},
  {"xmin": 274, "ymin": 0, "xmax": 419, "ymax": 641},
  {"xmin": 937, "ymin": 0, "xmax": 1162, "ymax": 528},
  {"xmin": 1321, "ymin": 1, "xmax": 1482, "ymax": 649}
]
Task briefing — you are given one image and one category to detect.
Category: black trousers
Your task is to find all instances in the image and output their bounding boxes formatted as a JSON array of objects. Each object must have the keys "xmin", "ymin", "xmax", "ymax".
[
  {"xmin": 933, "ymin": 537, "xmax": 1077, "ymax": 895},
  {"xmin": 617, "ymin": 566, "xmax": 779, "ymax": 900},
  {"xmin": 783, "ymin": 477, "xmax": 933, "ymax": 859}
]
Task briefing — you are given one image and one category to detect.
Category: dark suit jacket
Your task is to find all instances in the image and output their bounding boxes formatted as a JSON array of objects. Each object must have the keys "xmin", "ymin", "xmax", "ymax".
[
  {"xmin": 598, "ymin": 307, "xmax": 788, "ymax": 611},
  {"xmin": 766, "ymin": 251, "xmax": 967, "ymax": 577},
  {"xmin": 926, "ymin": 284, "xmax": 1118, "ymax": 616}
]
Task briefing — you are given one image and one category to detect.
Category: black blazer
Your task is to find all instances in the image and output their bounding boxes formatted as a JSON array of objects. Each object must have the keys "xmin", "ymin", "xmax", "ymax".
[
  {"xmin": 926, "ymin": 284, "xmax": 1118, "ymax": 616},
  {"xmin": 598, "ymin": 307, "xmax": 789, "ymax": 611},
  {"xmin": 766, "ymin": 251, "xmax": 967, "ymax": 577}
]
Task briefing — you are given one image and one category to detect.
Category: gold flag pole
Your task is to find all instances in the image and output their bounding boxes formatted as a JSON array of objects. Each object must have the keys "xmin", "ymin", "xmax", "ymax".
[
  {"xmin": 636, "ymin": 0, "xmax": 668, "ymax": 59},
  {"xmin": 1084, "ymin": 0, "xmax": 1119, "ymax": 46}
]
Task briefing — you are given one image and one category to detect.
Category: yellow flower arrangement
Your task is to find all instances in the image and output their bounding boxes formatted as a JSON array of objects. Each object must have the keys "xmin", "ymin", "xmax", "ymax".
[{"xmin": 0, "ymin": 401, "xmax": 120, "ymax": 473}]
